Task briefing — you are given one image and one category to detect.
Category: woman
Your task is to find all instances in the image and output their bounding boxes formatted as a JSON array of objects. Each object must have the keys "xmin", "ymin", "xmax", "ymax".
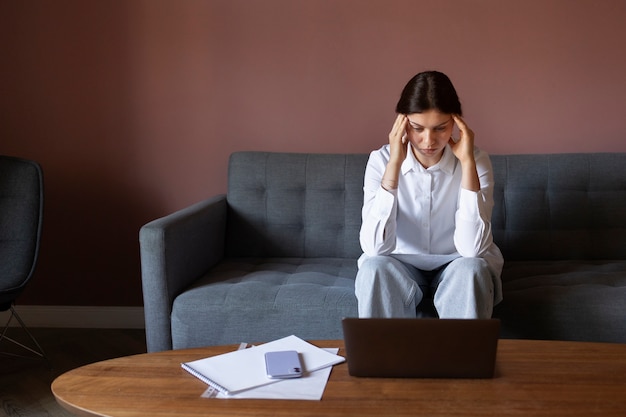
[{"xmin": 356, "ymin": 71, "xmax": 503, "ymax": 319}]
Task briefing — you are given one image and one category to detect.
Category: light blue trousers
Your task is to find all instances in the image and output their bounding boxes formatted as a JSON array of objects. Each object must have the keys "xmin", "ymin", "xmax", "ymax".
[{"xmin": 355, "ymin": 256, "xmax": 495, "ymax": 319}]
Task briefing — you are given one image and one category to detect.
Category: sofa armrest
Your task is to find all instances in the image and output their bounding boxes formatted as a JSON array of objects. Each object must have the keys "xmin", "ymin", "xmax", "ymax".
[{"xmin": 139, "ymin": 195, "xmax": 227, "ymax": 352}]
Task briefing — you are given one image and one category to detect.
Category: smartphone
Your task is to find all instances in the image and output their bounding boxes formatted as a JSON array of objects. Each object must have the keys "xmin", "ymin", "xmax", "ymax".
[{"xmin": 264, "ymin": 350, "xmax": 303, "ymax": 379}]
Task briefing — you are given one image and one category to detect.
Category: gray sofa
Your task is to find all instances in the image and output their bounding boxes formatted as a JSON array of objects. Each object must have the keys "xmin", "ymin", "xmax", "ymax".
[{"xmin": 140, "ymin": 152, "xmax": 626, "ymax": 352}]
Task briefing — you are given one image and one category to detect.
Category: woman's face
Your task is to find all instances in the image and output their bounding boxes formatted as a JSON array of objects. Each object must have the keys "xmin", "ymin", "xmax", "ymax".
[{"xmin": 405, "ymin": 109, "xmax": 454, "ymax": 168}]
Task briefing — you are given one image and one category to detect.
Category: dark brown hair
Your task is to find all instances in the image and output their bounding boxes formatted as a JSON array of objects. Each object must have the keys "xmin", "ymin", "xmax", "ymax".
[{"xmin": 395, "ymin": 71, "xmax": 462, "ymax": 116}]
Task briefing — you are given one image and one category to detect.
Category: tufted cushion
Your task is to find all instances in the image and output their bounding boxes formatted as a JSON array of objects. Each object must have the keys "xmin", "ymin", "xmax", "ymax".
[
  {"xmin": 171, "ymin": 257, "xmax": 358, "ymax": 348},
  {"xmin": 491, "ymin": 154, "xmax": 626, "ymax": 261},
  {"xmin": 494, "ymin": 260, "xmax": 626, "ymax": 342},
  {"xmin": 225, "ymin": 153, "xmax": 368, "ymax": 259}
]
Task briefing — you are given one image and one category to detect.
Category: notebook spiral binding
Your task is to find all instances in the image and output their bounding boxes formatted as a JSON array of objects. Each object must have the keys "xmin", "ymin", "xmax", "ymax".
[{"xmin": 181, "ymin": 363, "xmax": 229, "ymax": 394}]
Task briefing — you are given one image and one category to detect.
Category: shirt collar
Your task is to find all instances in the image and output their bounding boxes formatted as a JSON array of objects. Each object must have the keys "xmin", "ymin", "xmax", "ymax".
[{"xmin": 402, "ymin": 144, "xmax": 456, "ymax": 175}]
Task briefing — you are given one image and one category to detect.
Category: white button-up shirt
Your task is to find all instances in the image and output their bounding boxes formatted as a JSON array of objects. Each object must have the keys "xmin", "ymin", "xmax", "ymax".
[{"xmin": 359, "ymin": 143, "xmax": 503, "ymax": 303}]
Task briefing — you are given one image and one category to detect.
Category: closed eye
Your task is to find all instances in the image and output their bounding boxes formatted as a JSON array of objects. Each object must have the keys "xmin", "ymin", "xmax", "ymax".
[{"xmin": 408, "ymin": 119, "xmax": 451, "ymax": 132}]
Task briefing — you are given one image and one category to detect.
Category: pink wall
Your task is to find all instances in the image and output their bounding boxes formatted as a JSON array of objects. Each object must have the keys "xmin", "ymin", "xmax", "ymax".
[{"xmin": 2, "ymin": 0, "xmax": 626, "ymax": 306}]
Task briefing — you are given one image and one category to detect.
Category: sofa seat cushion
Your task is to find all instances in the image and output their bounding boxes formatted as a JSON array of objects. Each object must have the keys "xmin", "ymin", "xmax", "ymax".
[
  {"xmin": 494, "ymin": 260, "xmax": 626, "ymax": 343},
  {"xmin": 171, "ymin": 257, "xmax": 358, "ymax": 348}
]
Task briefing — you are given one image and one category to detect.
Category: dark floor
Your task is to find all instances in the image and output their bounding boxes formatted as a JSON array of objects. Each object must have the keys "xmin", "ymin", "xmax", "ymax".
[{"xmin": 0, "ymin": 327, "xmax": 147, "ymax": 417}]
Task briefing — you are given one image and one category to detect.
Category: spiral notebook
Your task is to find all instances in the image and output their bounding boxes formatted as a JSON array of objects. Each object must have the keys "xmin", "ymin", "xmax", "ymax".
[{"xmin": 181, "ymin": 335, "xmax": 345, "ymax": 396}]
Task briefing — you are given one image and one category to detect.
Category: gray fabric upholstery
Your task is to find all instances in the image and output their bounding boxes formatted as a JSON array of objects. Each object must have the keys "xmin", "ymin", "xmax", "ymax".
[
  {"xmin": 0, "ymin": 156, "xmax": 44, "ymax": 311},
  {"xmin": 225, "ymin": 153, "xmax": 367, "ymax": 258},
  {"xmin": 140, "ymin": 152, "xmax": 626, "ymax": 352},
  {"xmin": 140, "ymin": 196, "xmax": 227, "ymax": 351},
  {"xmin": 491, "ymin": 154, "xmax": 626, "ymax": 260},
  {"xmin": 489, "ymin": 154, "xmax": 626, "ymax": 342},
  {"xmin": 171, "ymin": 258, "xmax": 357, "ymax": 349},
  {"xmin": 494, "ymin": 260, "xmax": 626, "ymax": 341}
]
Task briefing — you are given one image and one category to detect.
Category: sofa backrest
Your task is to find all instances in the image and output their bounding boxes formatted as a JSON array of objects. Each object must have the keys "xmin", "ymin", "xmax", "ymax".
[
  {"xmin": 226, "ymin": 152, "xmax": 368, "ymax": 258},
  {"xmin": 226, "ymin": 151, "xmax": 626, "ymax": 261},
  {"xmin": 490, "ymin": 153, "xmax": 626, "ymax": 261}
]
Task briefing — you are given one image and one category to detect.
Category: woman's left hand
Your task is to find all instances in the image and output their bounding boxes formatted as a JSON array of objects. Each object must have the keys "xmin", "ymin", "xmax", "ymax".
[{"xmin": 449, "ymin": 114, "xmax": 475, "ymax": 165}]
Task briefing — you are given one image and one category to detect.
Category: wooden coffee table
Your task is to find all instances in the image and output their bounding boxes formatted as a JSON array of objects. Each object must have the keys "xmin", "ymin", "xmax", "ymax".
[{"xmin": 52, "ymin": 339, "xmax": 626, "ymax": 416}]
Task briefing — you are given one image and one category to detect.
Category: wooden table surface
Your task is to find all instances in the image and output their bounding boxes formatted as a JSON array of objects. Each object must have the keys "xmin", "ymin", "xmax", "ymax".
[{"xmin": 52, "ymin": 339, "xmax": 626, "ymax": 417}]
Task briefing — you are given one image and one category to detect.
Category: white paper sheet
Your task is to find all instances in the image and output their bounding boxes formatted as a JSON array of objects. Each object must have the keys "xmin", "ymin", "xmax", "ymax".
[
  {"xmin": 206, "ymin": 348, "xmax": 339, "ymax": 400},
  {"xmin": 182, "ymin": 335, "xmax": 343, "ymax": 396}
]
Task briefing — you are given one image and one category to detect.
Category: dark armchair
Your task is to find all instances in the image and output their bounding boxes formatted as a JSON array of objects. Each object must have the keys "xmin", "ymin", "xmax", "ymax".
[{"xmin": 0, "ymin": 155, "xmax": 45, "ymax": 359}]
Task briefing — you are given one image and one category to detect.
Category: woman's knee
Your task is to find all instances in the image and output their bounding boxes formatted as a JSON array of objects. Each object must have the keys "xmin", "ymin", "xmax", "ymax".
[
  {"xmin": 359, "ymin": 255, "xmax": 395, "ymax": 271},
  {"xmin": 438, "ymin": 257, "xmax": 493, "ymax": 291},
  {"xmin": 356, "ymin": 256, "xmax": 420, "ymax": 303},
  {"xmin": 449, "ymin": 257, "xmax": 489, "ymax": 273}
]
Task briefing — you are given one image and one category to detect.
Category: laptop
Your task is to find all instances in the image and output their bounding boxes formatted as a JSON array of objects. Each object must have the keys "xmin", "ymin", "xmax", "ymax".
[{"xmin": 341, "ymin": 318, "xmax": 500, "ymax": 378}]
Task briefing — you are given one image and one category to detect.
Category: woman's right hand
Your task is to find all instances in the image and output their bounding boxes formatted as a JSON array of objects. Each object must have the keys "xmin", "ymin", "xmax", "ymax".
[
  {"xmin": 380, "ymin": 114, "xmax": 408, "ymax": 191},
  {"xmin": 388, "ymin": 113, "xmax": 408, "ymax": 164}
]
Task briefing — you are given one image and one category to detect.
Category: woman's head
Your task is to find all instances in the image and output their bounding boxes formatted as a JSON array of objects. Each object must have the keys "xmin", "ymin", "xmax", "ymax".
[
  {"xmin": 395, "ymin": 71, "xmax": 462, "ymax": 116},
  {"xmin": 396, "ymin": 71, "xmax": 462, "ymax": 167}
]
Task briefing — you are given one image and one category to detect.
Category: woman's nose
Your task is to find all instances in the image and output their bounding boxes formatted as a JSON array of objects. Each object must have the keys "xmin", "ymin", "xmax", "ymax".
[{"xmin": 423, "ymin": 130, "xmax": 435, "ymax": 146}]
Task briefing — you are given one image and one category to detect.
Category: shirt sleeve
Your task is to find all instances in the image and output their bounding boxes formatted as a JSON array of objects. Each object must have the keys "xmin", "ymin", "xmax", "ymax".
[
  {"xmin": 359, "ymin": 149, "xmax": 398, "ymax": 256},
  {"xmin": 453, "ymin": 149, "xmax": 496, "ymax": 258}
]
